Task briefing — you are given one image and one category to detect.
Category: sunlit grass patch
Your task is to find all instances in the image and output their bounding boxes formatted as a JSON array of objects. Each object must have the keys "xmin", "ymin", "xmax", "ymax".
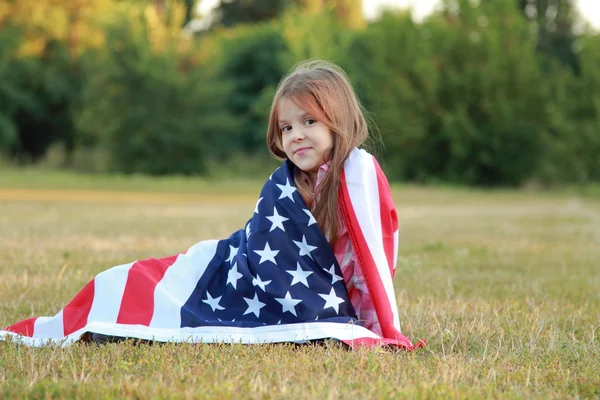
[{"xmin": 1, "ymin": 175, "xmax": 599, "ymax": 398}]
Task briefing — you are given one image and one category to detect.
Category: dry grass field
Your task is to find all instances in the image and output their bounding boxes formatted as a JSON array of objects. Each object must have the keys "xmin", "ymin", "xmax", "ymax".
[{"xmin": 1, "ymin": 170, "xmax": 599, "ymax": 399}]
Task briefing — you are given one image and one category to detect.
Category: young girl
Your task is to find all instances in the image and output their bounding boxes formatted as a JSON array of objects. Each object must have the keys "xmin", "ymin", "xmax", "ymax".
[
  {"xmin": 267, "ymin": 60, "xmax": 384, "ymax": 337},
  {"xmin": 1, "ymin": 60, "xmax": 422, "ymax": 350}
]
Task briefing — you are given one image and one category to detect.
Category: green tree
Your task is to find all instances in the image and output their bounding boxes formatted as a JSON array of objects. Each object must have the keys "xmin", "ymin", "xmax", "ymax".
[
  {"xmin": 0, "ymin": 25, "xmax": 25, "ymax": 152},
  {"xmin": 348, "ymin": 0, "xmax": 549, "ymax": 185},
  {"xmin": 300, "ymin": 0, "xmax": 364, "ymax": 28},
  {"xmin": 211, "ymin": 0, "xmax": 290, "ymax": 28},
  {"xmin": 75, "ymin": 5, "xmax": 240, "ymax": 174},
  {"xmin": 517, "ymin": 0, "xmax": 579, "ymax": 72},
  {"xmin": 540, "ymin": 34, "xmax": 600, "ymax": 183},
  {"xmin": 210, "ymin": 0, "xmax": 363, "ymax": 29},
  {"xmin": 214, "ymin": 22, "xmax": 289, "ymax": 155}
]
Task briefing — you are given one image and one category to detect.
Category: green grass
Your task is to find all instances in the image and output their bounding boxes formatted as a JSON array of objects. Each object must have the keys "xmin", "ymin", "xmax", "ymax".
[{"xmin": 0, "ymin": 169, "xmax": 599, "ymax": 399}]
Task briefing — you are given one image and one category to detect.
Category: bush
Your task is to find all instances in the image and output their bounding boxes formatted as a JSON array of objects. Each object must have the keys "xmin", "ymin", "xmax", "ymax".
[
  {"xmin": 539, "ymin": 35, "xmax": 600, "ymax": 184},
  {"xmin": 75, "ymin": 6, "xmax": 240, "ymax": 175},
  {"xmin": 213, "ymin": 22, "xmax": 289, "ymax": 156},
  {"xmin": 347, "ymin": 0, "xmax": 549, "ymax": 186},
  {"xmin": 0, "ymin": 25, "xmax": 23, "ymax": 153},
  {"xmin": 0, "ymin": 27, "xmax": 80, "ymax": 160}
]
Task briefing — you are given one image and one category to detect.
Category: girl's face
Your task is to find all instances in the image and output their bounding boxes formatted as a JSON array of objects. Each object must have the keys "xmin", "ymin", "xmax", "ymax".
[{"xmin": 278, "ymin": 97, "xmax": 334, "ymax": 184}]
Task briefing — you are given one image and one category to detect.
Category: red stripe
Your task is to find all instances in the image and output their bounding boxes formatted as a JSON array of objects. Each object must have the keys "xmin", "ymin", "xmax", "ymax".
[
  {"xmin": 340, "ymin": 168, "xmax": 394, "ymax": 338},
  {"xmin": 63, "ymin": 280, "xmax": 95, "ymax": 335},
  {"xmin": 116, "ymin": 255, "xmax": 178, "ymax": 325},
  {"xmin": 340, "ymin": 164, "xmax": 406, "ymax": 342},
  {"xmin": 374, "ymin": 158, "xmax": 398, "ymax": 277},
  {"xmin": 5, "ymin": 317, "xmax": 37, "ymax": 337},
  {"xmin": 342, "ymin": 336, "xmax": 423, "ymax": 349}
]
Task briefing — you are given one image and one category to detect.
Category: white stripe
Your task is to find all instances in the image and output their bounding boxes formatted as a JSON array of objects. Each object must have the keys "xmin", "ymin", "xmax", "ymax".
[
  {"xmin": 87, "ymin": 262, "xmax": 135, "ymax": 325},
  {"xmin": 393, "ymin": 230, "xmax": 399, "ymax": 273},
  {"xmin": 344, "ymin": 149, "xmax": 401, "ymax": 331},
  {"xmin": 392, "ymin": 229, "xmax": 400, "ymax": 330},
  {"xmin": 33, "ymin": 311, "xmax": 64, "ymax": 339},
  {"xmin": 149, "ymin": 240, "xmax": 219, "ymax": 328},
  {"xmin": 71, "ymin": 321, "xmax": 381, "ymax": 344},
  {"xmin": 1, "ymin": 321, "xmax": 380, "ymax": 347}
]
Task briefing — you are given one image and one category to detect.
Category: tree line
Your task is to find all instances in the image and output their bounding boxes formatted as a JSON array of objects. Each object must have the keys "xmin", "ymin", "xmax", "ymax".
[{"xmin": 0, "ymin": 0, "xmax": 598, "ymax": 185}]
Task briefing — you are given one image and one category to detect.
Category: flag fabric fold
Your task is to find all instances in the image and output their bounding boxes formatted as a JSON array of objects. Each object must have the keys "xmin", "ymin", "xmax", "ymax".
[{"xmin": 1, "ymin": 148, "xmax": 422, "ymax": 350}]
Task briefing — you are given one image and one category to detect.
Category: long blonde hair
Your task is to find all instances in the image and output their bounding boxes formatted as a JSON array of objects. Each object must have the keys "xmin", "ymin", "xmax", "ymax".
[{"xmin": 266, "ymin": 60, "xmax": 369, "ymax": 245}]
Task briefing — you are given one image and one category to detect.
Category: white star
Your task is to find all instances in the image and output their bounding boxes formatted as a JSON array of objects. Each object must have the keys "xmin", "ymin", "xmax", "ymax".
[
  {"xmin": 275, "ymin": 291, "xmax": 302, "ymax": 317},
  {"xmin": 202, "ymin": 291, "xmax": 225, "ymax": 312},
  {"xmin": 326, "ymin": 264, "xmax": 343, "ymax": 284},
  {"xmin": 226, "ymin": 245, "xmax": 238, "ymax": 264},
  {"xmin": 252, "ymin": 273, "xmax": 272, "ymax": 291},
  {"xmin": 287, "ymin": 262, "xmax": 313, "ymax": 287},
  {"xmin": 243, "ymin": 293, "xmax": 266, "ymax": 318},
  {"xmin": 276, "ymin": 178, "xmax": 297, "ymax": 201},
  {"xmin": 319, "ymin": 287, "xmax": 345, "ymax": 314},
  {"xmin": 226, "ymin": 262, "xmax": 243, "ymax": 289},
  {"xmin": 266, "ymin": 206, "xmax": 289, "ymax": 232},
  {"xmin": 293, "ymin": 235, "xmax": 318, "ymax": 259},
  {"xmin": 303, "ymin": 209, "xmax": 316, "ymax": 226},
  {"xmin": 254, "ymin": 197, "xmax": 264, "ymax": 214},
  {"xmin": 254, "ymin": 242, "xmax": 279, "ymax": 265},
  {"xmin": 245, "ymin": 222, "xmax": 251, "ymax": 239}
]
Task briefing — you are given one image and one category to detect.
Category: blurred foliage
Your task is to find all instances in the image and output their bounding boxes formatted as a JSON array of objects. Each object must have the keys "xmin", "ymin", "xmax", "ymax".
[
  {"xmin": 0, "ymin": 25, "xmax": 23, "ymax": 151},
  {"xmin": 210, "ymin": 0, "xmax": 364, "ymax": 29},
  {"xmin": 541, "ymin": 35, "xmax": 600, "ymax": 183},
  {"xmin": 0, "ymin": 22, "xmax": 82, "ymax": 161},
  {"xmin": 0, "ymin": 0, "xmax": 598, "ymax": 184},
  {"xmin": 211, "ymin": 22, "xmax": 289, "ymax": 156},
  {"xmin": 348, "ymin": 0, "xmax": 548, "ymax": 185},
  {"xmin": 211, "ymin": 0, "xmax": 290, "ymax": 28},
  {"xmin": 517, "ymin": 0, "xmax": 579, "ymax": 72},
  {"xmin": 74, "ymin": 2, "xmax": 239, "ymax": 174}
]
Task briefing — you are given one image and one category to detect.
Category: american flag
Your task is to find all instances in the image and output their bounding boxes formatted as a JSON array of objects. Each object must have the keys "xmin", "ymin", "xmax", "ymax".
[{"xmin": 1, "ymin": 149, "xmax": 422, "ymax": 350}]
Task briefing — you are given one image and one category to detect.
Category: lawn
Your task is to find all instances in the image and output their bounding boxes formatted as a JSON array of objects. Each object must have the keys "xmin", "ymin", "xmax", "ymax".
[{"xmin": 0, "ymin": 170, "xmax": 599, "ymax": 399}]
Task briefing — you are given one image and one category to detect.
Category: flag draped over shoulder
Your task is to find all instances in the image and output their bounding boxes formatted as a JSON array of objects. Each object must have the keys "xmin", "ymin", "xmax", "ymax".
[{"xmin": 1, "ymin": 148, "xmax": 423, "ymax": 349}]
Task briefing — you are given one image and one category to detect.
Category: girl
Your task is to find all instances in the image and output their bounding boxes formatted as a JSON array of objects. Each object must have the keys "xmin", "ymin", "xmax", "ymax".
[
  {"xmin": 267, "ymin": 60, "xmax": 385, "ymax": 338},
  {"xmin": 1, "ymin": 60, "xmax": 422, "ymax": 350}
]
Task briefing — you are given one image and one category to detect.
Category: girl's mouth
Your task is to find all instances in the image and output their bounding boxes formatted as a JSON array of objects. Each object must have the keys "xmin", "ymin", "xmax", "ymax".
[{"xmin": 295, "ymin": 147, "xmax": 310, "ymax": 156}]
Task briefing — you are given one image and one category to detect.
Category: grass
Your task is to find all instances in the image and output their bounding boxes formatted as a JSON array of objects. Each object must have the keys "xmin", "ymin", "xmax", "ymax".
[{"xmin": 0, "ymin": 169, "xmax": 599, "ymax": 399}]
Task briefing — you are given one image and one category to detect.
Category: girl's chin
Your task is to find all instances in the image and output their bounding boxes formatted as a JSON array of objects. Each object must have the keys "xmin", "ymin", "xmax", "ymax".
[{"xmin": 295, "ymin": 161, "xmax": 318, "ymax": 172}]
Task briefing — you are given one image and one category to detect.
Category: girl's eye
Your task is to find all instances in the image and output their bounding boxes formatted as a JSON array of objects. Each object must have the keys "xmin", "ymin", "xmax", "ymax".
[
  {"xmin": 304, "ymin": 119, "xmax": 316, "ymax": 126},
  {"xmin": 281, "ymin": 125, "xmax": 291, "ymax": 133}
]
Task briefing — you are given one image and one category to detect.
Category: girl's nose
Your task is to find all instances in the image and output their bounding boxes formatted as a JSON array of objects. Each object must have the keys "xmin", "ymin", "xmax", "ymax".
[{"xmin": 291, "ymin": 126, "xmax": 305, "ymax": 141}]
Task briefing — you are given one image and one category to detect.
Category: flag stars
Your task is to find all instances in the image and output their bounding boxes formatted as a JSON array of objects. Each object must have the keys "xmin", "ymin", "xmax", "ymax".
[
  {"xmin": 275, "ymin": 291, "xmax": 302, "ymax": 317},
  {"xmin": 202, "ymin": 291, "xmax": 225, "ymax": 312},
  {"xmin": 243, "ymin": 293, "xmax": 266, "ymax": 318},
  {"xmin": 226, "ymin": 245, "xmax": 238, "ymax": 265},
  {"xmin": 254, "ymin": 242, "xmax": 279, "ymax": 265},
  {"xmin": 254, "ymin": 197, "xmax": 264, "ymax": 214},
  {"xmin": 325, "ymin": 264, "xmax": 343, "ymax": 285},
  {"xmin": 252, "ymin": 273, "xmax": 272, "ymax": 292},
  {"xmin": 319, "ymin": 288, "xmax": 345, "ymax": 314},
  {"xmin": 245, "ymin": 222, "xmax": 251, "ymax": 239},
  {"xmin": 303, "ymin": 209, "xmax": 316, "ymax": 226},
  {"xmin": 287, "ymin": 262, "xmax": 313, "ymax": 287},
  {"xmin": 226, "ymin": 262, "xmax": 243, "ymax": 289},
  {"xmin": 293, "ymin": 235, "xmax": 317, "ymax": 259},
  {"xmin": 266, "ymin": 206, "xmax": 288, "ymax": 232},
  {"xmin": 276, "ymin": 178, "xmax": 297, "ymax": 202}
]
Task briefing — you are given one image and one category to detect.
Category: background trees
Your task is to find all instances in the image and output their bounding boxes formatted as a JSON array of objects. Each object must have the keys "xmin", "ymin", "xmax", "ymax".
[{"xmin": 1, "ymin": 0, "xmax": 598, "ymax": 184}]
